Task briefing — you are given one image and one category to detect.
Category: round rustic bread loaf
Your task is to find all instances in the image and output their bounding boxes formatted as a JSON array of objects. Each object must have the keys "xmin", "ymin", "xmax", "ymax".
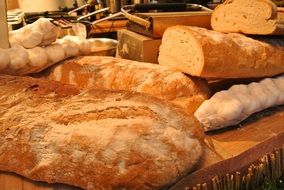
[{"xmin": 0, "ymin": 75, "xmax": 202, "ymax": 190}]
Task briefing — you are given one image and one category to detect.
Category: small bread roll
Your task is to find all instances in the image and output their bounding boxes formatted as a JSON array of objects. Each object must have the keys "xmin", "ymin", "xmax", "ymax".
[
  {"xmin": 0, "ymin": 49, "xmax": 10, "ymax": 70},
  {"xmin": 45, "ymin": 43, "xmax": 65, "ymax": 63},
  {"xmin": 8, "ymin": 46, "xmax": 29, "ymax": 70},
  {"xmin": 28, "ymin": 47, "xmax": 48, "ymax": 67}
]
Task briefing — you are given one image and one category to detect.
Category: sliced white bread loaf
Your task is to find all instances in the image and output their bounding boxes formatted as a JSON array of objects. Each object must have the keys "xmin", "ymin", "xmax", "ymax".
[
  {"xmin": 211, "ymin": 0, "xmax": 284, "ymax": 35},
  {"xmin": 158, "ymin": 26, "xmax": 284, "ymax": 79}
]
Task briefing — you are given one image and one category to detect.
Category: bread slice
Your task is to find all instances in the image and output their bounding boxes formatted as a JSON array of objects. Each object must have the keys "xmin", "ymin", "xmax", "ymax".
[
  {"xmin": 158, "ymin": 26, "xmax": 284, "ymax": 79},
  {"xmin": 39, "ymin": 56, "xmax": 211, "ymax": 114},
  {"xmin": 0, "ymin": 75, "xmax": 202, "ymax": 189},
  {"xmin": 211, "ymin": 0, "xmax": 284, "ymax": 35}
]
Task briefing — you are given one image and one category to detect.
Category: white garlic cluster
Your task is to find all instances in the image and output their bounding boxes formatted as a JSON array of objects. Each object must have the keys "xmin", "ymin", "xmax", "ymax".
[
  {"xmin": 0, "ymin": 18, "xmax": 92, "ymax": 75},
  {"xmin": 194, "ymin": 75, "xmax": 284, "ymax": 131},
  {"xmin": 9, "ymin": 18, "xmax": 59, "ymax": 49}
]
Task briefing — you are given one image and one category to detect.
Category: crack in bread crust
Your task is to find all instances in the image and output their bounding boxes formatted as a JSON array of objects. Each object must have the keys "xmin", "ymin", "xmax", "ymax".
[{"xmin": 52, "ymin": 106, "xmax": 160, "ymax": 125}]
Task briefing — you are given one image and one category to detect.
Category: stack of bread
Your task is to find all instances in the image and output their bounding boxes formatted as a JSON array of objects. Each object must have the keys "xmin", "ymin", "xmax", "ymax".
[
  {"xmin": 1, "ymin": 0, "xmax": 284, "ymax": 189},
  {"xmin": 0, "ymin": 17, "xmax": 211, "ymax": 190},
  {"xmin": 158, "ymin": 0, "xmax": 284, "ymax": 131}
]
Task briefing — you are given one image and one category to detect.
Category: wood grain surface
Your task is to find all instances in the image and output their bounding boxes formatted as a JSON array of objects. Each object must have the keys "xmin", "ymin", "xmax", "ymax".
[{"xmin": 210, "ymin": 105, "xmax": 284, "ymax": 157}]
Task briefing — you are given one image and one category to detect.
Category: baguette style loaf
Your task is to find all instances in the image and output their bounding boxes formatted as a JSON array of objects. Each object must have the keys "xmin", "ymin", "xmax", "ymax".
[
  {"xmin": 158, "ymin": 26, "xmax": 284, "ymax": 78},
  {"xmin": 194, "ymin": 75, "xmax": 284, "ymax": 131},
  {"xmin": 211, "ymin": 0, "xmax": 284, "ymax": 35},
  {"xmin": 0, "ymin": 75, "xmax": 202, "ymax": 189},
  {"xmin": 40, "ymin": 56, "xmax": 210, "ymax": 114}
]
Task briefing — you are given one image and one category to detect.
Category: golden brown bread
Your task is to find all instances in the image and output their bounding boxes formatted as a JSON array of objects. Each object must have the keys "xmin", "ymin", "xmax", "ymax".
[
  {"xmin": 39, "ymin": 56, "xmax": 210, "ymax": 114},
  {"xmin": 211, "ymin": 0, "xmax": 284, "ymax": 35},
  {"xmin": 158, "ymin": 26, "xmax": 284, "ymax": 79},
  {"xmin": 0, "ymin": 75, "xmax": 202, "ymax": 189}
]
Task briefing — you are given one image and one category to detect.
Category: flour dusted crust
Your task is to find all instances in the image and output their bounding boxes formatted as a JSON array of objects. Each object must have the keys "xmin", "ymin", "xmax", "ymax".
[
  {"xmin": 158, "ymin": 25, "xmax": 284, "ymax": 78},
  {"xmin": 0, "ymin": 75, "xmax": 202, "ymax": 189},
  {"xmin": 41, "ymin": 56, "xmax": 210, "ymax": 114},
  {"xmin": 211, "ymin": 0, "xmax": 284, "ymax": 35},
  {"xmin": 194, "ymin": 75, "xmax": 284, "ymax": 131}
]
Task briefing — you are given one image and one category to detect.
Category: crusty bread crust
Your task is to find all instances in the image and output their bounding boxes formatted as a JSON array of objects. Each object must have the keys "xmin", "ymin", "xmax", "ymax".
[
  {"xmin": 39, "ymin": 56, "xmax": 210, "ymax": 114},
  {"xmin": 0, "ymin": 75, "xmax": 202, "ymax": 189},
  {"xmin": 211, "ymin": 0, "xmax": 284, "ymax": 35},
  {"xmin": 158, "ymin": 25, "xmax": 284, "ymax": 79}
]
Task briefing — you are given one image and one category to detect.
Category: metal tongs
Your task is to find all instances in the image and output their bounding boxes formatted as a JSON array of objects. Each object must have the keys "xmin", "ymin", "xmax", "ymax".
[
  {"xmin": 53, "ymin": 3, "xmax": 110, "ymax": 38},
  {"xmin": 68, "ymin": 3, "xmax": 91, "ymax": 15},
  {"xmin": 122, "ymin": 3, "xmax": 212, "ymax": 29},
  {"xmin": 68, "ymin": 3, "xmax": 119, "ymax": 25},
  {"xmin": 91, "ymin": 9, "xmax": 129, "ymax": 25},
  {"xmin": 77, "ymin": 7, "xmax": 109, "ymax": 21},
  {"xmin": 91, "ymin": 3, "xmax": 212, "ymax": 28},
  {"xmin": 67, "ymin": 3, "xmax": 109, "ymax": 21}
]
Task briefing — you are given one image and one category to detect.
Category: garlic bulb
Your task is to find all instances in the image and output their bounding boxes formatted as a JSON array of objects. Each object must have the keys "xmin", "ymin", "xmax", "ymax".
[
  {"xmin": 195, "ymin": 75, "xmax": 284, "ymax": 131},
  {"xmin": 63, "ymin": 35, "xmax": 91, "ymax": 55},
  {"xmin": 8, "ymin": 45, "xmax": 29, "ymax": 70},
  {"xmin": 45, "ymin": 43, "xmax": 65, "ymax": 64},
  {"xmin": 28, "ymin": 47, "xmax": 49, "ymax": 67},
  {"xmin": 57, "ymin": 38, "xmax": 80, "ymax": 58},
  {"xmin": 33, "ymin": 18, "xmax": 60, "ymax": 46},
  {"xmin": 9, "ymin": 18, "xmax": 60, "ymax": 49}
]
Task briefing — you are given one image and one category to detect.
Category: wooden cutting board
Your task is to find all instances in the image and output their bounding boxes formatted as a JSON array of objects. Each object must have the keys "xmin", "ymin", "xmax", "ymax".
[
  {"xmin": 1, "ymin": 106, "xmax": 284, "ymax": 190},
  {"xmin": 210, "ymin": 106, "xmax": 284, "ymax": 157},
  {"xmin": 170, "ymin": 105, "xmax": 284, "ymax": 189}
]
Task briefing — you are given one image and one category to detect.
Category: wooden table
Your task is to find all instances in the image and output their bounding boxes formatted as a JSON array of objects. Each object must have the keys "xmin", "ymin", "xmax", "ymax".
[{"xmin": 172, "ymin": 106, "xmax": 284, "ymax": 189}]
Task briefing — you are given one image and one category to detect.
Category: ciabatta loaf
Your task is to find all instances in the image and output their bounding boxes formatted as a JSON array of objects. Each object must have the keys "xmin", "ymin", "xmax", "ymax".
[
  {"xmin": 158, "ymin": 26, "xmax": 284, "ymax": 78},
  {"xmin": 211, "ymin": 0, "xmax": 284, "ymax": 35},
  {"xmin": 0, "ymin": 75, "xmax": 202, "ymax": 189},
  {"xmin": 40, "ymin": 56, "xmax": 210, "ymax": 114},
  {"xmin": 195, "ymin": 75, "xmax": 284, "ymax": 131}
]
